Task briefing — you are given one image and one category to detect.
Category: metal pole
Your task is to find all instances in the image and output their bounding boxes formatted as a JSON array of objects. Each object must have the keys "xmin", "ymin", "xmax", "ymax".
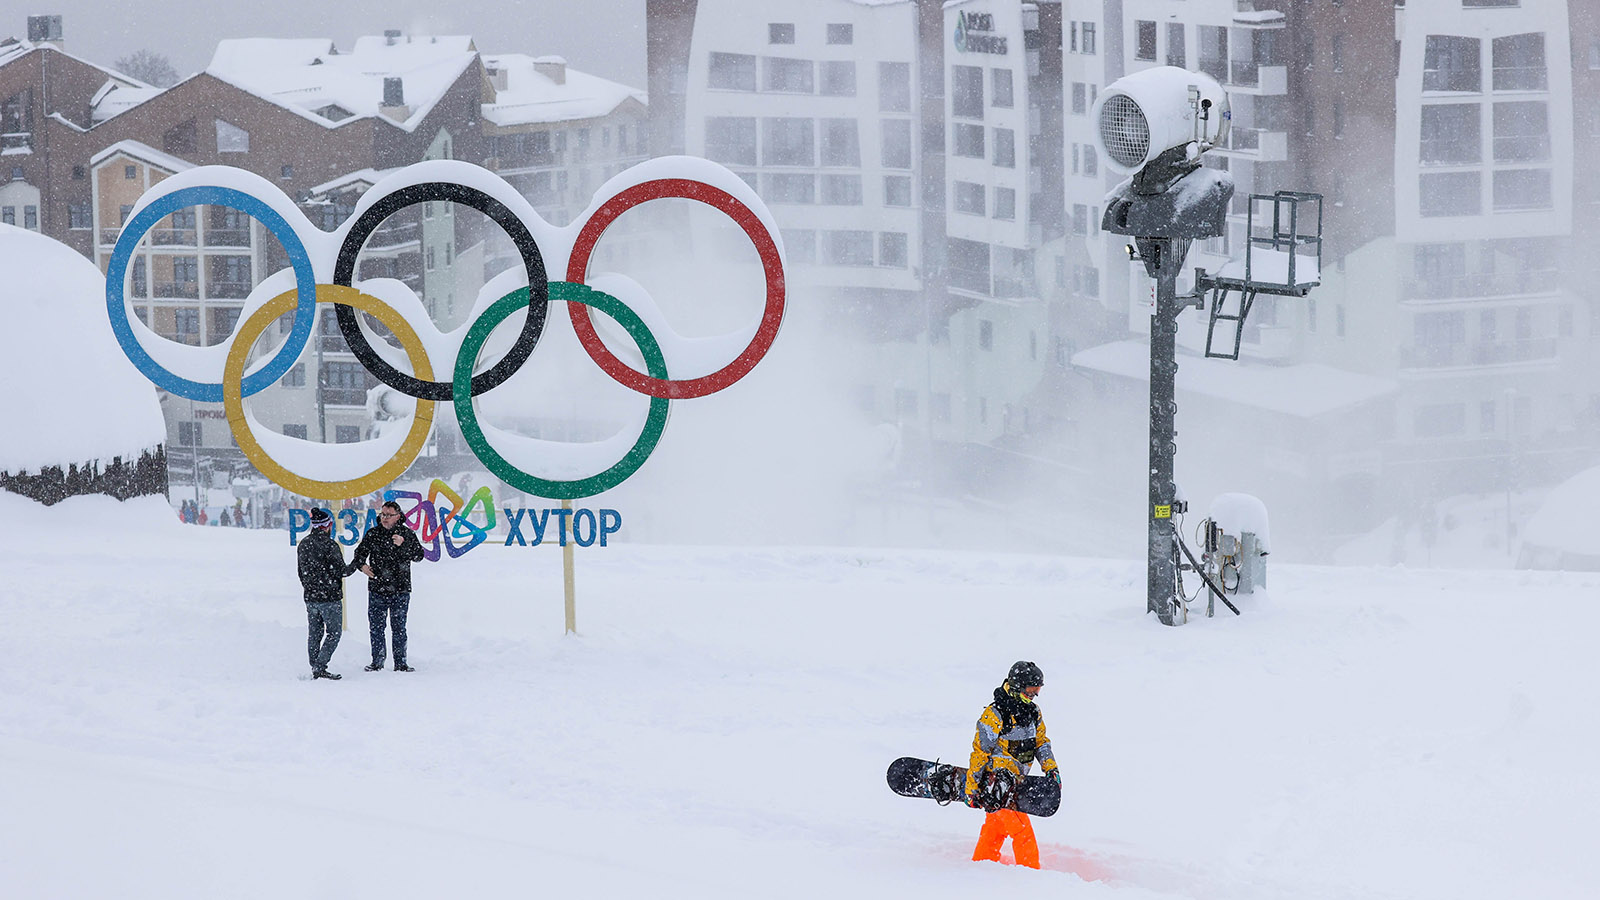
[{"xmin": 1147, "ymin": 237, "xmax": 1187, "ymax": 626}]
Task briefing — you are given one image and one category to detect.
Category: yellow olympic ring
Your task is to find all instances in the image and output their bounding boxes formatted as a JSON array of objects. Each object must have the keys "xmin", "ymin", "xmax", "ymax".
[{"xmin": 224, "ymin": 285, "xmax": 435, "ymax": 499}]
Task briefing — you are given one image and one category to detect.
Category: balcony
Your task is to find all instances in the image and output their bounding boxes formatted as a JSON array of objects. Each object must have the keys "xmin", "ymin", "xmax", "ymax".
[
  {"xmin": 153, "ymin": 281, "xmax": 199, "ymax": 299},
  {"xmin": 321, "ymin": 388, "xmax": 368, "ymax": 407},
  {"xmin": 363, "ymin": 221, "xmax": 419, "ymax": 251},
  {"xmin": 1212, "ymin": 126, "xmax": 1288, "ymax": 161},
  {"xmin": 1403, "ymin": 269, "xmax": 1559, "ymax": 301},
  {"xmin": 152, "ymin": 228, "xmax": 197, "ymax": 246},
  {"xmin": 207, "ymin": 281, "xmax": 253, "ymax": 300},
  {"xmin": 1401, "ymin": 337, "xmax": 1559, "ymax": 369},
  {"xmin": 1, "ymin": 131, "xmax": 32, "ymax": 153},
  {"xmin": 204, "ymin": 227, "xmax": 251, "ymax": 247},
  {"xmin": 1227, "ymin": 62, "xmax": 1288, "ymax": 95}
]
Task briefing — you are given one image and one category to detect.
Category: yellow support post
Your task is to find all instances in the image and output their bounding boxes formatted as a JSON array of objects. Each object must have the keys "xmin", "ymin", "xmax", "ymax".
[{"xmin": 562, "ymin": 498, "xmax": 577, "ymax": 634}]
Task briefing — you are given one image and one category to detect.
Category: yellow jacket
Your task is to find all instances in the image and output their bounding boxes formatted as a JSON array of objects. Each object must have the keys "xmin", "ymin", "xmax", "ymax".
[{"xmin": 966, "ymin": 695, "xmax": 1057, "ymax": 797}]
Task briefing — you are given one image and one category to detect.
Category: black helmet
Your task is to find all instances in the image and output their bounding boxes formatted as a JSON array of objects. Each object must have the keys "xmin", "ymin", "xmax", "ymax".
[{"xmin": 1006, "ymin": 660, "xmax": 1043, "ymax": 690}]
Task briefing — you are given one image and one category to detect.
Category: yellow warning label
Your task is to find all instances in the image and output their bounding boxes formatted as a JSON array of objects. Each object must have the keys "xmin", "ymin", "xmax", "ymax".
[{"xmin": 1154, "ymin": 504, "xmax": 1172, "ymax": 519}]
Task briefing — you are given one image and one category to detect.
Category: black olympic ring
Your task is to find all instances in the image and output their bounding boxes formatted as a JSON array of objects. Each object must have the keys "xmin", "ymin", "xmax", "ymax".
[{"xmin": 331, "ymin": 182, "xmax": 550, "ymax": 401}]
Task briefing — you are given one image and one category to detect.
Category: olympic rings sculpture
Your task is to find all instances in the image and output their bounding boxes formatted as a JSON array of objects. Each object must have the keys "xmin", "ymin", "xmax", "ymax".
[{"xmin": 106, "ymin": 158, "xmax": 786, "ymax": 501}]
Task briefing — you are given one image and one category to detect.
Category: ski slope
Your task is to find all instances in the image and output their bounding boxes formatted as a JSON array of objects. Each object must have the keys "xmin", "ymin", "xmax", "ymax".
[{"xmin": 1, "ymin": 492, "xmax": 1594, "ymax": 899}]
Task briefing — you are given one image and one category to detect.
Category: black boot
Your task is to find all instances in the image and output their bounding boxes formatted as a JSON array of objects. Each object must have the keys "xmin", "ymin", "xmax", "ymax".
[
  {"xmin": 312, "ymin": 669, "xmax": 342, "ymax": 680},
  {"xmin": 364, "ymin": 662, "xmax": 384, "ymax": 672},
  {"xmin": 393, "ymin": 662, "xmax": 415, "ymax": 672}
]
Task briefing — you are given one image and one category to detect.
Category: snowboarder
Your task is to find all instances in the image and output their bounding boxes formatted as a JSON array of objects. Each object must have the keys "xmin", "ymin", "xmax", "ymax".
[
  {"xmin": 967, "ymin": 660, "xmax": 1058, "ymax": 869},
  {"xmin": 296, "ymin": 507, "xmax": 346, "ymax": 680},
  {"xmin": 348, "ymin": 500, "xmax": 425, "ymax": 672}
]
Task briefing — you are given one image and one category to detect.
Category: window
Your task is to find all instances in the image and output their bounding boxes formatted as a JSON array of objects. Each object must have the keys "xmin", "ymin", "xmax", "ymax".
[
  {"xmin": 23, "ymin": 205, "xmax": 36, "ymax": 229},
  {"xmin": 1333, "ymin": 97, "xmax": 1345, "ymax": 138},
  {"xmin": 781, "ymin": 229, "xmax": 816, "ymax": 264},
  {"xmin": 765, "ymin": 174, "xmax": 814, "ymax": 204},
  {"xmin": 1463, "ymin": 0, "xmax": 1521, "ymax": 5},
  {"xmin": 879, "ymin": 232, "xmax": 908, "ymax": 267},
  {"xmin": 827, "ymin": 24, "xmax": 853, "ymax": 45},
  {"xmin": 321, "ymin": 361, "xmax": 371, "ymax": 403},
  {"xmin": 1082, "ymin": 145, "xmax": 1098, "ymax": 177},
  {"xmin": 820, "ymin": 119, "xmax": 860, "ymax": 166},
  {"xmin": 993, "ymin": 187, "xmax": 1016, "ymax": 221},
  {"xmin": 1493, "ymin": 102, "xmax": 1549, "ymax": 162},
  {"xmin": 178, "ymin": 422, "xmax": 202, "ymax": 447},
  {"xmin": 1493, "ymin": 169, "xmax": 1551, "ymax": 210},
  {"xmin": 1135, "ymin": 21, "xmax": 1157, "ymax": 61},
  {"xmin": 284, "ymin": 363, "xmax": 306, "ymax": 388},
  {"xmin": 947, "ymin": 237, "xmax": 990, "ymax": 294},
  {"xmin": 72, "ymin": 165, "xmax": 85, "ymax": 180},
  {"xmin": 1479, "ymin": 400, "xmax": 1497, "ymax": 434},
  {"xmin": 994, "ymin": 128, "xmax": 1015, "ymax": 168},
  {"xmin": 1591, "ymin": 39, "xmax": 1600, "ymax": 69},
  {"xmin": 823, "ymin": 230, "xmax": 874, "ymax": 266},
  {"xmin": 769, "ymin": 23, "xmax": 795, "ymax": 45},
  {"xmin": 215, "ymin": 119, "xmax": 249, "ymax": 153},
  {"xmin": 164, "ymin": 119, "xmax": 197, "ymax": 154},
  {"xmin": 977, "ymin": 319, "xmax": 994, "ymax": 351},
  {"xmin": 174, "ymin": 307, "xmax": 200, "ymax": 337},
  {"xmin": 894, "ymin": 389, "xmax": 918, "ymax": 417},
  {"xmin": 951, "ymin": 66, "xmax": 984, "ymax": 119},
  {"xmin": 1419, "ymin": 172, "xmax": 1480, "ymax": 216},
  {"xmin": 708, "ymin": 52, "xmax": 757, "ymax": 91},
  {"xmin": 991, "ymin": 68, "xmax": 1013, "ymax": 108},
  {"xmin": 283, "ymin": 424, "xmax": 308, "ymax": 439},
  {"xmin": 953, "ymin": 181, "xmax": 985, "ymax": 215},
  {"xmin": 1166, "ymin": 24, "xmax": 1186, "ymax": 68},
  {"xmin": 1072, "ymin": 204, "xmax": 1088, "ymax": 235},
  {"xmin": 953, "ymin": 123, "xmax": 985, "ymax": 158},
  {"xmin": 1082, "ymin": 22, "xmax": 1097, "ymax": 55},
  {"xmin": 1423, "ymin": 36, "xmax": 1481, "ymax": 92},
  {"xmin": 764, "ymin": 57, "xmax": 814, "ymax": 93},
  {"xmin": 1332, "ymin": 34, "xmax": 1345, "ymax": 72},
  {"xmin": 68, "ymin": 201, "xmax": 90, "ymax": 229},
  {"xmin": 119, "ymin": 204, "xmax": 133, "ymax": 225},
  {"xmin": 1492, "ymin": 34, "xmax": 1546, "ymax": 90},
  {"xmin": 1071, "ymin": 83, "xmax": 1087, "ymax": 115},
  {"xmin": 173, "ymin": 256, "xmax": 198, "ymax": 285},
  {"xmin": 820, "ymin": 60, "xmax": 856, "ymax": 97},
  {"xmin": 884, "ymin": 175, "xmax": 913, "ymax": 207},
  {"xmin": 280, "ymin": 165, "xmax": 293, "ymax": 180},
  {"xmin": 1199, "ymin": 26, "xmax": 1228, "ymax": 82},
  {"xmin": 879, "ymin": 62, "xmax": 911, "ymax": 113},
  {"xmin": 1420, "ymin": 104, "xmax": 1480, "ymax": 164},
  {"xmin": 124, "ymin": 164, "xmax": 137, "ymax": 179},
  {"xmin": 705, "ymin": 117, "xmax": 757, "ymax": 165},
  {"xmin": 881, "ymin": 119, "xmax": 912, "ymax": 169},
  {"xmin": 820, "ymin": 175, "xmax": 863, "ymax": 205},
  {"xmin": 335, "ymin": 426, "xmax": 362, "ymax": 444},
  {"xmin": 762, "ymin": 118, "xmax": 814, "ymax": 166}
]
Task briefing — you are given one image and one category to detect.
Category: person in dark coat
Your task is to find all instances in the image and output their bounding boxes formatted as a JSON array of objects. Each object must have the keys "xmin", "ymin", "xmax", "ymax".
[
  {"xmin": 348, "ymin": 500, "xmax": 426, "ymax": 672},
  {"xmin": 296, "ymin": 507, "xmax": 346, "ymax": 680}
]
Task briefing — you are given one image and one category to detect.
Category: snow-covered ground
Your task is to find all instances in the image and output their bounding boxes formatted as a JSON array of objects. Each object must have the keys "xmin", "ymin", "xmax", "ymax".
[{"xmin": 1, "ymin": 492, "xmax": 1594, "ymax": 899}]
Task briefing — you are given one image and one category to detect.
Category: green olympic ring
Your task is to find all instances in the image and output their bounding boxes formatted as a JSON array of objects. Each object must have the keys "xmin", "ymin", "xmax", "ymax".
[{"xmin": 455, "ymin": 282, "xmax": 671, "ymax": 500}]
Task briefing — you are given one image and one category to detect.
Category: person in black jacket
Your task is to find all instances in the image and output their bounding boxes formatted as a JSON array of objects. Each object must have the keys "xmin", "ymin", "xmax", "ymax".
[
  {"xmin": 348, "ymin": 500, "xmax": 426, "ymax": 672},
  {"xmin": 296, "ymin": 507, "xmax": 346, "ymax": 680}
]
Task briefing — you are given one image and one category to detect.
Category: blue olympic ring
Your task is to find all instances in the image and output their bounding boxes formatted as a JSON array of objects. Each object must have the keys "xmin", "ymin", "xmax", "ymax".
[{"xmin": 105, "ymin": 185, "xmax": 318, "ymax": 402}]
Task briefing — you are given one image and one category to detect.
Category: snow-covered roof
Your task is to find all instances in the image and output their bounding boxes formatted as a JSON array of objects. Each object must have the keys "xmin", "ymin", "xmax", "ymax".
[
  {"xmin": 308, "ymin": 167, "xmax": 399, "ymax": 198},
  {"xmin": 0, "ymin": 37, "xmax": 159, "ymax": 125},
  {"xmin": 481, "ymin": 54, "xmax": 646, "ymax": 128},
  {"xmin": 0, "ymin": 224, "xmax": 165, "ymax": 473},
  {"xmin": 90, "ymin": 139, "xmax": 195, "ymax": 174},
  {"xmin": 204, "ymin": 35, "xmax": 478, "ymax": 132},
  {"xmin": 0, "ymin": 37, "xmax": 153, "ymax": 90},
  {"xmin": 1072, "ymin": 340, "xmax": 1397, "ymax": 419}
]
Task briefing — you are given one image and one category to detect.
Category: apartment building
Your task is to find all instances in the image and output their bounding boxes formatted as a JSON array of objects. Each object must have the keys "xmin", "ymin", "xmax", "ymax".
[{"xmin": 658, "ymin": 0, "xmax": 1072, "ymax": 452}]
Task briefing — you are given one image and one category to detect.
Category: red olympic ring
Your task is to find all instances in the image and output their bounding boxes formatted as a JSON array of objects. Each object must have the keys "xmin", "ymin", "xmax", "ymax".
[{"xmin": 566, "ymin": 178, "xmax": 785, "ymax": 400}]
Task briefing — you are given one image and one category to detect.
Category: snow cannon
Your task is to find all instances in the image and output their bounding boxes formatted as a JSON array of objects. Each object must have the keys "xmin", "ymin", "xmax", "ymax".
[{"xmin": 1094, "ymin": 66, "xmax": 1230, "ymax": 179}]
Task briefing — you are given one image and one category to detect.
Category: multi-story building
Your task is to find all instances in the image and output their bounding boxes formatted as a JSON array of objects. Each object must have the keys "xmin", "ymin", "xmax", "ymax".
[{"xmin": 659, "ymin": 0, "xmax": 1070, "ymax": 457}]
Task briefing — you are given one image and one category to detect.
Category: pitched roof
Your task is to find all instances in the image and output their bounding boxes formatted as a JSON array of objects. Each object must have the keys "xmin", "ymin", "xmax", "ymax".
[{"xmin": 481, "ymin": 54, "xmax": 646, "ymax": 128}]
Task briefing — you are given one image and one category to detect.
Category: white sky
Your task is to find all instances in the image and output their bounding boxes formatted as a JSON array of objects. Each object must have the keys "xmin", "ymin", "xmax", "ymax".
[{"xmin": 18, "ymin": 0, "xmax": 648, "ymax": 87}]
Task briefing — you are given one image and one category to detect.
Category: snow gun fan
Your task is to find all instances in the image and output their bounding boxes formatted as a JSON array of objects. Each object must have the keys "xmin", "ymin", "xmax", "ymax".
[{"xmin": 1091, "ymin": 66, "xmax": 1324, "ymax": 627}]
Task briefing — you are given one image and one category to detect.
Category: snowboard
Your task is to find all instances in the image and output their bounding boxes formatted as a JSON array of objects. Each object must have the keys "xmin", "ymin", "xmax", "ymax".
[{"xmin": 886, "ymin": 756, "xmax": 1061, "ymax": 817}]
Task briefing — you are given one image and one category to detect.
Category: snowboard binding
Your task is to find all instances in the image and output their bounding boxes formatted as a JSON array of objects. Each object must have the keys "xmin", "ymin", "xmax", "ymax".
[
  {"xmin": 927, "ymin": 760, "xmax": 963, "ymax": 806},
  {"xmin": 972, "ymin": 767, "xmax": 1016, "ymax": 813}
]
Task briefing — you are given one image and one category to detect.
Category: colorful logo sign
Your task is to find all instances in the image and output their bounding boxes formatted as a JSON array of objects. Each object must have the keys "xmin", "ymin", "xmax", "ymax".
[
  {"xmin": 286, "ymin": 479, "xmax": 621, "ymax": 558},
  {"xmin": 954, "ymin": 11, "xmax": 1008, "ymax": 55},
  {"xmin": 106, "ymin": 159, "xmax": 786, "ymax": 501}
]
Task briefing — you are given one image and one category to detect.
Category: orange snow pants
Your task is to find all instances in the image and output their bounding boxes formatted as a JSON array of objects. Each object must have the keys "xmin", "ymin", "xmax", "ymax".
[{"xmin": 972, "ymin": 809, "xmax": 1039, "ymax": 869}]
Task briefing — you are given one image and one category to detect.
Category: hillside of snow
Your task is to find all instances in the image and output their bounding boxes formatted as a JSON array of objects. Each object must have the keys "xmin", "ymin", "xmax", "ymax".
[{"xmin": 0, "ymin": 493, "xmax": 1593, "ymax": 898}]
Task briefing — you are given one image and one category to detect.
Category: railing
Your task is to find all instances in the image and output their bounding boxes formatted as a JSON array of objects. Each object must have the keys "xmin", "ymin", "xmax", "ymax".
[
  {"xmin": 207, "ymin": 281, "xmax": 252, "ymax": 300},
  {"xmin": 205, "ymin": 227, "xmax": 250, "ymax": 247},
  {"xmin": 152, "ymin": 228, "xmax": 197, "ymax": 246},
  {"xmin": 1401, "ymin": 338, "xmax": 1558, "ymax": 368},
  {"xmin": 363, "ymin": 222, "xmax": 419, "ymax": 250},
  {"xmin": 1403, "ymin": 269, "xmax": 1559, "ymax": 300},
  {"xmin": 153, "ymin": 282, "xmax": 199, "ymax": 299},
  {"xmin": 321, "ymin": 388, "xmax": 368, "ymax": 407}
]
